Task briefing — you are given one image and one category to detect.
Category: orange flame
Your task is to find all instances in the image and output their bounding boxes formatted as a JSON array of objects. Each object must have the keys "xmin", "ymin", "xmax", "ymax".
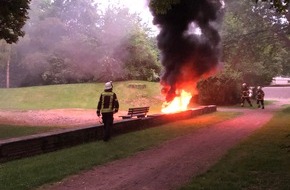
[{"xmin": 161, "ymin": 90, "xmax": 192, "ymax": 113}]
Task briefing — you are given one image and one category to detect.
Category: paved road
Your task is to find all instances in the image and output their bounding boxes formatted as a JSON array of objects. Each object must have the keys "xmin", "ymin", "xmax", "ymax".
[{"xmin": 263, "ymin": 86, "xmax": 290, "ymax": 100}]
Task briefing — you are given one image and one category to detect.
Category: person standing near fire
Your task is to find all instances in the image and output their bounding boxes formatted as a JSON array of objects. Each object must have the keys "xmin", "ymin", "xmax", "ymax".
[
  {"xmin": 240, "ymin": 83, "xmax": 253, "ymax": 107},
  {"xmin": 256, "ymin": 86, "xmax": 265, "ymax": 109},
  {"xmin": 97, "ymin": 81, "xmax": 119, "ymax": 141}
]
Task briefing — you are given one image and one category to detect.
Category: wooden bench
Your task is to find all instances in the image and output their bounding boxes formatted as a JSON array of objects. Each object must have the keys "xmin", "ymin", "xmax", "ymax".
[{"xmin": 119, "ymin": 106, "xmax": 150, "ymax": 119}]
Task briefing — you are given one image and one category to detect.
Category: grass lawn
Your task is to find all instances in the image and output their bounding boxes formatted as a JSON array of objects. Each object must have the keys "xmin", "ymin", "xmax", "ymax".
[
  {"xmin": 0, "ymin": 81, "xmax": 163, "ymax": 112},
  {"xmin": 0, "ymin": 112, "xmax": 239, "ymax": 190},
  {"xmin": 0, "ymin": 81, "xmax": 162, "ymax": 140},
  {"xmin": 0, "ymin": 125, "xmax": 60, "ymax": 140},
  {"xmin": 181, "ymin": 106, "xmax": 290, "ymax": 190}
]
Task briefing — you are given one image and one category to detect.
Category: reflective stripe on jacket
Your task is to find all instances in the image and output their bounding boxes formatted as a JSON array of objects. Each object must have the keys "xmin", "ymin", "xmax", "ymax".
[
  {"xmin": 97, "ymin": 91, "xmax": 119, "ymax": 113},
  {"xmin": 256, "ymin": 90, "xmax": 265, "ymax": 100}
]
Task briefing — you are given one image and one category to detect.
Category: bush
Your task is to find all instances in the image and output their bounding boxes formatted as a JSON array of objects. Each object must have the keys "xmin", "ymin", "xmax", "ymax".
[{"xmin": 197, "ymin": 68, "xmax": 242, "ymax": 105}]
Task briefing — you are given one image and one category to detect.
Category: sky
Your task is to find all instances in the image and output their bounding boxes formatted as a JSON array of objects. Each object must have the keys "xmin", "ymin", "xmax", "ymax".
[{"xmin": 98, "ymin": 0, "xmax": 159, "ymax": 35}]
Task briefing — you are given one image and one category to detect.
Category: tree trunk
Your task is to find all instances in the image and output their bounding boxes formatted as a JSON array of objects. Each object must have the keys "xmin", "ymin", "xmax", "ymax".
[{"xmin": 6, "ymin": 46, "xmax": 11, "ymax": 88}]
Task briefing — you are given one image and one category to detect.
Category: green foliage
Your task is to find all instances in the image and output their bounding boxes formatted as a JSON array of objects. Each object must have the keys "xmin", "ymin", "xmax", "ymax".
[
  {"xmin": 149, "ymin": 0, "xmax": 289, "ymax": 15},
  {"xmin": 222, "ymin": 0, "xmax": 288, "ymax": 87},
  {"xmin": 181, "ymin": 105, "xmax": 290, "ymax": 190},
  {"xmin": 149, "ymin": 0, "xmax": 181, "ymax": 14},
  {"xmin": 256, "ymin": 0, "xmax": 289, "ymax": 13},
  {"xmin": 0, "ymin": 1, "xmax": 161, "ymax": 87},
  {"xmin": 0, "ymin": 0, "xmax": 31, "ymax": 43},
  {"xmin": 41, "ymin": 56, "xmax": 73, "ymax": 84},
  {"xmin": 51, "ymin": 0, "xmax": 100, "ymax": 34},
  {"xmin": 13, "ymin": 0, "xmax": 104, "ymax": 86},
  {"xmin": 117, "ymin": 27, "xmax": 161, "ymax": 81},
  {"xmin": 197, "ymin": 67, "xmax": 242, "ymax": 105}
]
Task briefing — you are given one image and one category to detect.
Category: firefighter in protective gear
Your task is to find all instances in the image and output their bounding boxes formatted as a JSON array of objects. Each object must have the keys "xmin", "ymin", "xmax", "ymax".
[
  {"xmin": 97, "ymin": 81, "xmax": 119, "ymax": 141},
  {"xmin": 240, "ymin": 83, "xmax": 253, "ymax": 107},
  {"xmin": 256, "ymin": 86, "xmax": 265, "ymax": 109}
]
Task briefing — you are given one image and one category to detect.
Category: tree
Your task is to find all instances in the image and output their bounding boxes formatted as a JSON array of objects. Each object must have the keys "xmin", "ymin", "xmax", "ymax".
[
  {"xmin": 13, "ymin": 0, "xmax": 103, "ymax": 86},
  {"xmin": 0, "ymin": 40, "xmax": 12, "ymax": 88},
  {"xmin": 41, "ymin": 55, "xmax": 73, "ymax": 84},
  {"xmin": 99, "ymin": 6, "xmax": 141, "ymax": 54},
  {"xmin": 222, "ymin": 0, "xmax": 288, "ymax": 85},
  {"xmin": 256, "ymin": 0, "xmax": 289, "ymax": 13},
  {"xmin": 194, "ymin": 0, "xmax": 289, "ymax": 105},
  {"xmin": 99, "ymin": 5, "xmax": 161, "ymax": 82},
  {"xmin": 116, "ymin": 27, "xmax": 161, "ymax": 81},
  {"xmin": 0, "ymin": 0, "xmax": 31, "ymax": 43},
  {"xmin": 49, "ymin": 0, "xmax": 101, "ymax": 36},
  {"xmin": 149, "ymin": 0, "xmax": 289, "ymax": 14},
  {"xmin": 4, "ymin": 0, "xmax": 161, "ymax": 86},
  {"xmin": 149, "ymin": 0, "xmax": 181, "ymax": 14},
  {"xmin": 148, "ymin": 0, "xmax": 289, "ymax": 105}
]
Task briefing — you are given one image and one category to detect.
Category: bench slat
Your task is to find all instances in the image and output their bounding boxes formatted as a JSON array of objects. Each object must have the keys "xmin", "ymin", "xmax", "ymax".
[
  {"xmin": 119, "ymin": 106, "xmax": 150, "ymax": 119},
  {"xmin": 128, "ymin": 107, "xmax": 149, "ymax": 111},
  {"xmin": 128, "ymin": 110, "xmax": 148, "ymax": 114}
]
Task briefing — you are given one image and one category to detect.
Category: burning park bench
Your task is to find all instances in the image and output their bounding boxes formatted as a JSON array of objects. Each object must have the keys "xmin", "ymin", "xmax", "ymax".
[{"xmin": 119, "ymin": 106, "xmax": 150, "ymax": 119}]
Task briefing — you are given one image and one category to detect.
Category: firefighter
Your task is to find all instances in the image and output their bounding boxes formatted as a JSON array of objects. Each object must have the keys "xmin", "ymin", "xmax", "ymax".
[
  {"xmin": 256, "ymin": 86, "xmax": 265, "ymax": 109},
  {"xmin": 240, "ymin": 83, "xmax": 253, "ymax": 107},
  {"xmin": 97, "ymin": 81, "xmax": 119, "ymax": 141}
]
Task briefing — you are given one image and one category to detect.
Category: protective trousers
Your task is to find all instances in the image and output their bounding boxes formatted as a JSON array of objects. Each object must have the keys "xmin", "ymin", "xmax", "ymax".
[
  {"xmin": 257, "ymin": 99, "xmax": 264, "ymax": 109},
  {"xmin": 241, "ymin": 96, "xmax": 253, "ymax": 107},
  {"xmin": 101, "ymin": 112, "xmax": 114, "ymax": 141}
]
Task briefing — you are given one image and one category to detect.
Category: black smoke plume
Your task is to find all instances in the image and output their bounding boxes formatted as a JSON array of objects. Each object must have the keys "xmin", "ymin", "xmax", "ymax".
[{"xmin": 150, "ymin": 0, "xmax": 224, "ymax": 102}]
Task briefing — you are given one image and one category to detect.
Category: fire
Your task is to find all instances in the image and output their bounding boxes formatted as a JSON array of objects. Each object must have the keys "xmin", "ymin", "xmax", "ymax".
[{"xmin": 161, "ymin": 90, "xmax": 192, "ymax": 113}]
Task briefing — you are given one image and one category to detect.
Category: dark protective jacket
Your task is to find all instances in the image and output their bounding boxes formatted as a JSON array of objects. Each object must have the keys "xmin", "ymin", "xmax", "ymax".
[
  {"xmin": 256, "ymin": 89, "xmax": 265, "ymax": 100},
  {"xmin": 241, "ymin": 86, "xmax": 250, "ymax": 98},
  {"xmin": 97, "ymin": 89, "xmax": 119, "ymax": 113}
]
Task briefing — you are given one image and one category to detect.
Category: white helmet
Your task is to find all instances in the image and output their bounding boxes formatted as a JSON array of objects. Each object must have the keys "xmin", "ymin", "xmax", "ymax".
[
  {"xmin": 242, "ymin": 83, "xmax": 246, "ymax": 87},
  {"xmin": 257, "ymin": 86, "xmax": 261, "ymax": 90},
  {"xmin": 104, "ymin": 81, "xmax": 113, "ymax": 90}
]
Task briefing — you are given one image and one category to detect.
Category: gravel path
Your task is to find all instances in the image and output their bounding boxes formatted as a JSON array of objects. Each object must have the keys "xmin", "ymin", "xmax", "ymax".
[
  {"xmin": 0, "ymin": 109, "xmax": 128, "ymax": 128},
  {"xmin": 38, "ymin": 100, "xmax": 287, "ymax": 190}
]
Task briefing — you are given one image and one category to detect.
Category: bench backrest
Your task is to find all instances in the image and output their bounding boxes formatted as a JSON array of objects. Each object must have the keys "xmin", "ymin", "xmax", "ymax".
[{"xmin": 127, "ymin": 106, "xmax": 149, "ymax": 116}]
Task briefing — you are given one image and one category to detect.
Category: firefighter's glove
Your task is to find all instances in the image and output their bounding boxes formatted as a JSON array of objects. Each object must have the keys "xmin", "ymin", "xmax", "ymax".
[
  {"xmin": 114, "ymin": 109, "xmax": 118, "ymax": 113},
  {"xmin": 96, "ymin": 110, "xmax": 101, "ymax": 117}
]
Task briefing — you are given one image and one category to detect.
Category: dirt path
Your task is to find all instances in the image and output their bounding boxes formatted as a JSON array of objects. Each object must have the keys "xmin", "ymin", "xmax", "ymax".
[
  {"xmin": 38, "ymin": 100, "xmax": 287, "ymax": 190},
  {"xmin": 0, "ymin": 109, "xmax": 128, "ymax": 128}
]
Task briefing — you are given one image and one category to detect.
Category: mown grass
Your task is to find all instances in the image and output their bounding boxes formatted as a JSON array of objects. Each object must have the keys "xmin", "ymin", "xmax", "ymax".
[
  {"xmin": 0, "ymin": 125, "xmax": 60, "ymax": 140},
  {"xmin": 0, "ymin": 81, "xmax": 163, "ymax": 112},
  {"xmin": 0, "ymin": 112, "xmax": 239, "ymax": 190},
  {"xmin": 0, "ymin": 81, "xmax": 163, "ymax": 139},
  {"xmin": 181, "ymin": 106, "xmax": 290, "ymax": 190}
]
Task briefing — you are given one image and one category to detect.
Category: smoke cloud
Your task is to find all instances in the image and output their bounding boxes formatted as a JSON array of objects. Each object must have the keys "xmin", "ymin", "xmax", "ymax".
[{"xmin": 150, "ymin": 0, "xmax": 224, "ymax": 102}]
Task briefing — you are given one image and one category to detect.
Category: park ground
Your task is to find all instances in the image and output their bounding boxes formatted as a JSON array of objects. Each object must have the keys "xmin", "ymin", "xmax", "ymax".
[
  {"xmin": 0, "ymin": 86, "xmax": 289, "ymax": 190},
  {"xmin": 36, "ymin": 98, "xmax": 288, "ymax": 190}
]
